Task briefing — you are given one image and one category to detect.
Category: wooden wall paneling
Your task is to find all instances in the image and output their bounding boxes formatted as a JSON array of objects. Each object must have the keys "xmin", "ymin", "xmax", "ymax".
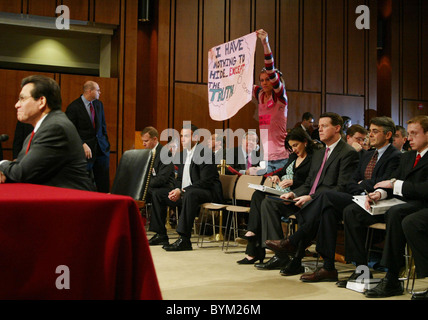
[
  {"xmin": 0, "ymin": 0, "xmax": 22, "ymax": 13},
  {"xmin": 94, "ymin": 0, "xmax": 120, "ymax": 25},
  {"xmin": 367, "ymin": 0, "xmax": 378, "ymax": 121},
  {"xmin": 347, "ymin": 0, "xmax": 365, "ymax": 96},
  {"xmin": 202, "ymin": 0, "xmax": 225, "ymax": 84},
  {"xmin": 286, "ymin": 91, "xmax": 322, "ymax": 128},
  {"xmin": 302, "ymin": 0, "xmax": 322, "ymax": 92},
  {"xmin": 157, "ymin": 0, "xmax": 173, "ymax": 132},
  {"xmin": 63, "ymin": 0, "xmax": 90, "ymax": 21},
  {"xmin": 280, "ymin": 0, "xmax": 300, "ymax": 91},
  {"xmin": 326, "ymin": 94, "xmax": 365, "ymax": 125},
  {"xmin": 401, "ymin": 0, "xmax": 419, "ymax": 100},
  {"xmin": 174, "ymin": 0, "xmax": 199, "ymax": 82},
  {"xmin": 325, "ymin": 0, "xmax": 344, "ymax": 95},
  {"xmin": 229, "ymin": 0, "xmax": 252, "ymax": 40},
  {"xmin": 228, "ymin": 0, "xmax": 256, "ymax": 133},
  {"xmin": 402, "ymin": 100, "xmax": 427, "ymax": 124},
  {"xmin": 254, "ymin": 0, "xmax": 276, "ymax": 78},
  {"xmin": 0, "ymin": 69, "xmax": 54, "ymax": 153},
  {"xmin": 174, "ymin": 82, "xmax": 223, "ymax": 135},
  {"xmin": 27, "ymin": 0, "xmax": 58, "ymax": 17},
  {"xmin": 122, "ymin": 0, "xmax": 138, "ymax": 152},
  {"xmin": 421, "ymin": 0, "xmax": 428, "ymax": 101}
]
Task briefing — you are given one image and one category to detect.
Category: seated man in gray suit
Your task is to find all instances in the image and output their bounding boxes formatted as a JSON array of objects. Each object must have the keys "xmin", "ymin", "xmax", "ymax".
[
  {"xmin": 257, "ymin": 112, "xmax": 359, "ymax": 271},
  {"xmin": 0, "ymin": 75, "xmax": 94, "ymax": 191}
]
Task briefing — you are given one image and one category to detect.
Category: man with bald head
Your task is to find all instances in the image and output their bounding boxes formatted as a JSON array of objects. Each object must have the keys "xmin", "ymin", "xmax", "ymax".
[{"xmin": 66, "ymin": 81, "xmax": 111, "ymax": 192}]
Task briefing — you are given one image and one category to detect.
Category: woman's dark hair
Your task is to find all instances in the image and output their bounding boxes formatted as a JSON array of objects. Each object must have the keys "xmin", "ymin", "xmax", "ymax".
[{"xmin": 285, "ymin": 127, "xmax": 315, "ymax": 154}]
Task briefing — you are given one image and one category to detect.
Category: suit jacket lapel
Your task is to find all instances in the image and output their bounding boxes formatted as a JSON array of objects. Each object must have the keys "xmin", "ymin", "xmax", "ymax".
[{"xmin": 408, "ymin": 152, "xmax": 428, "ymax": 175}]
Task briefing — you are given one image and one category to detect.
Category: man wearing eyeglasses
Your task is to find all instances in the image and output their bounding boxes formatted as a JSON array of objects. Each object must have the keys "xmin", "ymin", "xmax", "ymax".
[
  {"xmin": 346, "ymin": 124, "xmax": 368, "ymax": 153},
  {"xmin": 0, "ymin": 75, "xmax": 94, "ymax": 191}
]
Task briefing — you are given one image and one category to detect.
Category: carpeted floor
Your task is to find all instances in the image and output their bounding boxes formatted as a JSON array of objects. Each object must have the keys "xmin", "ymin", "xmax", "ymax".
[{"xmin": 147, "ymin": 230, "xmax": 427, "ymax": 301}]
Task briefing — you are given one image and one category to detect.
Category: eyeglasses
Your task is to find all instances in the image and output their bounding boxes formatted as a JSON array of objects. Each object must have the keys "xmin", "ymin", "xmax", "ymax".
[
  {"xmin": 17, "ymin": 96, "xmax": 33, "ymax": 103},
  {"xmin": 368, "ymin": 129, "xmax": 383, "ymax": 135}
]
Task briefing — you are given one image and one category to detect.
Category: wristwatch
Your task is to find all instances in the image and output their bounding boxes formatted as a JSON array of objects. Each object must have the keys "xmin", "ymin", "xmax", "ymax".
[{"xmin": 390, "ymin": 178, "xmax": 396, "ymax": 188}]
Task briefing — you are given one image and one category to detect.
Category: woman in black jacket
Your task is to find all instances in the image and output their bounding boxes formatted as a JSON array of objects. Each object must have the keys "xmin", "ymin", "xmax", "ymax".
[{"xmin": 237, "ymin": 127, "xmax": 316, "ymax": 264}]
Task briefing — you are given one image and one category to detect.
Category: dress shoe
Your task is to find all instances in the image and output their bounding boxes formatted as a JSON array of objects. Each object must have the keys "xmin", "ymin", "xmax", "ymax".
[
  {"xmin": 336, "ymin": 269, "xmax": 373, "ymax": 288},
  {"xmin": 411, "ymin": 289, "xmax": 428, "ymax": 300},
  {"xmin": 148, "ymin": 234, "xmax": 169, "ymax": 246},
  {"xmin": 300, "ymin": 267, "xmax": 338, "ymax": 282},
  {"xmin": 255, "ymin": 255, "xmax": 289, "ymax": 270},
  {"xmin": 162, "ymin": 237, "xmax": 192, "ymax": 251},
  {"xmin": 265, "ymin": 239, "xmax": 297, "ymax": 255},
  {"xmin": 235, "ymin": 237, "xmax": 248, "ymax": 245},
  {"xmin": 364, "ymin": 278, "xmax": 403, "ymax": 298},
  {"xmin": 237, "ymin": 256, "xmax": 264, "ymax": 265},
  {"xmin": 280, "ymin": 260, "xmax": 305, "ymax": 276}
]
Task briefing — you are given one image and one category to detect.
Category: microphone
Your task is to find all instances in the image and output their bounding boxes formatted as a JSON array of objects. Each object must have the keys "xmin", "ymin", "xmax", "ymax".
[{"xmin": 0, "ymin": 134, "xmax": 9, "ymax": 142}]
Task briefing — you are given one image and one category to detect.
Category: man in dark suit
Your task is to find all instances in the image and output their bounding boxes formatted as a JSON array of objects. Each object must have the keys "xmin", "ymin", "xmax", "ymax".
[
  {"xmin": 148, "ymin": 124, "xmax": 223, "ymax": 251},
  {"xmin": 227, "ymin": 131, "xmax": 261, "ymax": 175},
  {"xmin": 0, "ymin": 75, "xmax": 94, "ymax": 191},
  {"xmin": 344, "ymin": 115, "xmax": 428, "ymax": 298},
  {"xmin": 140, "ymin": 126, "xmax": 175, "ymax": 199},
  {"xmin": 259, "ymin": 112, "xmax": 359, "ymax": 270},
  {"xmin": 294, "ymin": 112, "xmax": 315, "ymax": 136},
  {"xmin": 274, "ymin": 117, "xmax": 401, "ymax": 281},
  {"xmin": 65, "ymin": 81, "xmax": 110, "ymax": 192},
  {"xmin": 403, "ymin": 207, "xmax": 428, "ymax": 300}
]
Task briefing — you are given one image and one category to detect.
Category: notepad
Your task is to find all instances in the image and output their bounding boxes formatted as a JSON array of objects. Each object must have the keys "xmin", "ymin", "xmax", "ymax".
[
  {"xmin": 352, "ymin": 195, "xmax": 406, "ymax": 215},
  {"xmin": 248, "ymin": 183, "xmax": 285, "ymax": 196}
]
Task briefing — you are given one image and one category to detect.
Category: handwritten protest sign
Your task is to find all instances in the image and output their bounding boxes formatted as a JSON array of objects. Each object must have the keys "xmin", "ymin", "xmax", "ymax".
[{"xmin": 208, "ymin": 32, "xmax": 257, "ymax": 121}]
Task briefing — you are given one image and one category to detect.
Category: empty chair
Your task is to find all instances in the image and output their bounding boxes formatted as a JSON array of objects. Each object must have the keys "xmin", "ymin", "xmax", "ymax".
[
  {"xmin": 110, "ymin": 149, "xmax": 155, "ymax": 212},
  {"xmin": 224, "ymin": 174, "xmax": 264, "ymax": 251},
  {"xmin": 197, "ymin": 174, "xmax": 238, "ymax": 248}
]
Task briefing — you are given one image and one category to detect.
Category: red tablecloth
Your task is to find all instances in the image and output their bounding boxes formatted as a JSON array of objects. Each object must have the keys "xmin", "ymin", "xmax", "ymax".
[{"xmin": 0, "ymin": 183, "xmax": 162, "ymax": 300}]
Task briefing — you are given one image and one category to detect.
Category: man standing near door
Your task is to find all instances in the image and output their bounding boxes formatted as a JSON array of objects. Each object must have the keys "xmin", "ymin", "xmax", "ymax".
[{"xmin": 66, "ymin": 81, "xmax": 111, "ymax": 193}]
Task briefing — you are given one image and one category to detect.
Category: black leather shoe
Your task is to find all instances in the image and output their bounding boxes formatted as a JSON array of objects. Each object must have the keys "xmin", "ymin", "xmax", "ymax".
[
  {"xmin": 411, "ymin": 289, "xmax": 428, "ymax": 300},
  {"xmin": 255, "ymin": 255, "xmax": 290, "ymax": 270},
  {"xmin": 364, "ymin": 278, "xmax": 403, "ymax": 298},
  {"xmin": 280, "ymin": 260, "xmax": 305, "ymax": 276},
  {"xmin": 237, "ymin": 256, "xmax": 264, "ymax": 265},
  {"xmin": 163, "ymin": 237, "xmax": 192, "ymax": 251},
  {"xmin": 148, "ymin": 234, "xmax": 169, "ymax": 246},
  {"xmin": 336, "ymin": 269, "xmax": 373, "ymax": 288}
]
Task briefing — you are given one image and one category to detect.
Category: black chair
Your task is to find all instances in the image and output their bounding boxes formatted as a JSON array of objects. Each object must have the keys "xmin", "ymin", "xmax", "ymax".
[{"xmin": 110, "ymin": 149, "xmax": 155, "ymax": 212}]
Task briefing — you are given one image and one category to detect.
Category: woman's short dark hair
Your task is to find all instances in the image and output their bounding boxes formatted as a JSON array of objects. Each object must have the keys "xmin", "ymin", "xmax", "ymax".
[
  {"xmin": 285, "ymin": 127, "xmax": 315, "ymax": 154},
  {"xmin": 21, "ymin": 75, "xmax": 62, "ymax": 110}
]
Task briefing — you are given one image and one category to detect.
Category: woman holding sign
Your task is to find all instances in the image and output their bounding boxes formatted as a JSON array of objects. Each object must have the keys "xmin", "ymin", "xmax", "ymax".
[{"xmin": 253, "ymin": 29, "xmax": 289, "ymax": 174}]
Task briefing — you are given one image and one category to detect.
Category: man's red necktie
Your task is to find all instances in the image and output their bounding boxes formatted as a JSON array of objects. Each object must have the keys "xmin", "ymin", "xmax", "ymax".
[
  {"xmin": 25, "ymin": 131, "xmax": 35, "ymax": 154},
  {"xmin": 89, "ymin": 102, "xmax": 95, "ymax": 128},
  {"xmin": 413, "ymin": 154, "xmax": 421, "ymax": 168}
]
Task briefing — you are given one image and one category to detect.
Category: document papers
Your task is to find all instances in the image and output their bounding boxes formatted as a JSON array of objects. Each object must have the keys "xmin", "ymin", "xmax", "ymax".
[
  {"xmin": 352, "ymin": 195, "xmax": 406, "ymax": 215},
  {"xmin": 248, "ymin": 183, "xmax": 285, "ymax": 196}
]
